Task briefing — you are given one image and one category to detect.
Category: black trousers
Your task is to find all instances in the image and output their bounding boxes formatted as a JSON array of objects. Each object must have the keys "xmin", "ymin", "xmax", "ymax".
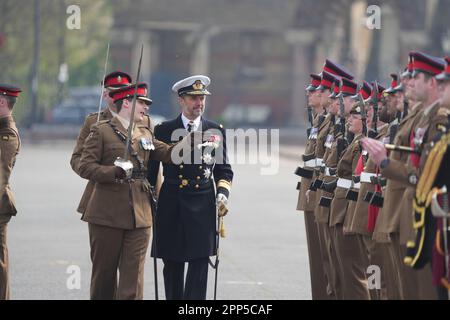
[{"xmin": 162, "ymin": 257, "xmax": 209, "ymax": 300}]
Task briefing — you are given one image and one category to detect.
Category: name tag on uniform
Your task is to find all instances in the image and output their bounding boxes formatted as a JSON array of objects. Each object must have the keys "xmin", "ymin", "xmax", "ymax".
[{"xmin": 140, "ymin": 137, "xmax": 155, "ymax": 151}]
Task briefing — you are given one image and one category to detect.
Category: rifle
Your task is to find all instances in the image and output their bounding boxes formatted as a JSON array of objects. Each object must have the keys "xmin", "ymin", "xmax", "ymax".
[
  {"xmin": 368, "ymin": 81, "xmax": 379, "ymax": 138},
  {"xmin": 357, "ymin": 92, "xmax": 368, "ymax": 137},
  {"xmin": 403, "ymin": 100, "xmax": 409, "ymax": 119},
  {"xmin": 389, "ymin": 122, "xmax": 399, "ymax": 144},
  {"xmin": 396, "ymin": 111, "xmax": 402, "ymax": 123},
  {"xmin": 336, "ymin": 86, "xmax": 348, "ymax": 159},
  {"xmin": 306, "ymin": 98, "xmax": 314, "ymax": 138}
]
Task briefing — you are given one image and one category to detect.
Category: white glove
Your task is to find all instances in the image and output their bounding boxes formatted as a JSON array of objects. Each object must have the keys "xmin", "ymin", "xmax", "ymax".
[
  {"xmin": 216, "ymin": 193, "xmax": 228, "ymax": 205},
  {"xmin": 216, "ymin": 193, "xmax": 228, "ymax": 217}
]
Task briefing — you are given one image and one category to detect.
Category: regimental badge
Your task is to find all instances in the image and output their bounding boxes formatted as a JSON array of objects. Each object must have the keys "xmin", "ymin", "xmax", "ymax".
[
  {"xmin": 117, "ymin": 75, "xmax": 122, "ymax": 83},
  {"xmin": 192, "ymin": 80, "xmax": 203, "ymax": 90},
  {"xmin": 408, "ymin": 174, "xmax": 418, "ymax": 185},
  {"xmin": 324, "ymin": 134, "xmax": 334, "ymax": 148},
  {"xmin": 202, "ymin": 153, "xmax": 214, "ymax": 164},
  {"xmin": 203, "ymin": 168, "xmax": 211, "ymax": 179},
  {"xmin": 140, "ymin": 137, "xmax": 155, "ymax": 151}
]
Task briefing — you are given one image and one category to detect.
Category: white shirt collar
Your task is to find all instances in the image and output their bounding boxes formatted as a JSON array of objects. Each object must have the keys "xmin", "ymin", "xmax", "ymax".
[{"xmin": 181, "ymin": 113, "xmax": 201, "ymax": 131}]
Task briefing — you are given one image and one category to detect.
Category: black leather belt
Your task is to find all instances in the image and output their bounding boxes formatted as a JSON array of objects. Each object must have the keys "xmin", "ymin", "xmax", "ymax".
[
  {"xmin": 131, "ymin": 171, "xmax": 147, "ymax": 179},
  {"xmin": 164, "ymin": 177, "xmax": 211, "ymax": 189}
]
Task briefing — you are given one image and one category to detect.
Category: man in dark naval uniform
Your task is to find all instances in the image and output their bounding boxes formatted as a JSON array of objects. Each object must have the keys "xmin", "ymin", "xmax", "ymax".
[{"xmin": 148, "ymin": 75, "xmax": 233, "ymax": 300}]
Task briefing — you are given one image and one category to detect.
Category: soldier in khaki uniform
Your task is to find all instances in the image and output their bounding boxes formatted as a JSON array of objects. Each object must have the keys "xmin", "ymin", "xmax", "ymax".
[
  {"xmin": 79, "ymin": 83, "xmax": 192, "ymax": 299},
  {"xmin": 0, "ymin": 84, "xmax": 21, "ymax": 300},
  {"xmin": 363, "ymin": 52, "xmax": 446, "ymax": 299},
  {"xmin": 312, "ymin": 71, "xmax": 337, "ymax": 299},
  {"xmin": 413, "ymin": 57, "xmax": 450, "ymax": 299},
  {"xmin": 315, "ymin": 78, "xmax": 345, "ymax": 299},
  {"xmin": 347, "ymin": 80, "xmax": 398, "ymax": 300},
  {"xmin": 295, "ymin": 73, "xmax": 329, "ymax": 299},
  {"xmin": 367, "ymin": 58, "xmax": 424, "ymax": 300},
  {"xmin": 329, "ymin": 79, "xmax": 371, "ymax": 300},
  {"xmin": 312, "ymin": 60, "xmax": 354, "ymax": 299},
  {"xmin": 71, "ymin": 71, "xmax": 133, "ymax": 214}
]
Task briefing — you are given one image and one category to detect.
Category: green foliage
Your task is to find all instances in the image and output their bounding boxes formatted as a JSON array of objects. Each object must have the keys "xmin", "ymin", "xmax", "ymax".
[{"xmin": 0, "ymin": 0, "xmax": 112, "ymax": 123}]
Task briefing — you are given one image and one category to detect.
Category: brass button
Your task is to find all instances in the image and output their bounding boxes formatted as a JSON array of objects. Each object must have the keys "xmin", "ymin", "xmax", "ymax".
[
  {"xmin": 195, "ymin": 184, "xmax": 199, "ymax": 189},
  {"xmin": 181, "ymin": 179, "xmax": 188, "ymax": 186},
  {"xmin": 199, "ymin": 166, "xmax": 203, "ymax": 169},
  {"xmin": 180, "ymin": 165, "xmax": 184, "ymax": 169},
  {"xmin": 196, "ymin": 176, "xmax": 201, "ymax": 180},
  {"xmin": 179, "ymin": 185, "xmax": 183, "ymax": 189},
  {"xmin": 179, "ymin": 175, "xmax": 183, "ymax": 179}
]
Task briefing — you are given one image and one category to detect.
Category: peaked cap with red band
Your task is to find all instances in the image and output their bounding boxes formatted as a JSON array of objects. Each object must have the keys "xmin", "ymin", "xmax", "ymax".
[
  {"xmin": 109, "ymin": 83, "xmax": 152, "ymax": 105},
  {"xmin": 384, "ymin": 73, "xmax": 399, "ymax": 94},
  {"xmin": 436, "ymin": 57, "xmax": 450, "ymax": 82},
  {"xmin": 317, "ymin": 71, "xmax": 337, "ymax": 91},
  {"xmin": 411, "ymin": 51, "xmax": 445, "ymax": 76},
  {"xmin": 322, "ymin": 59, "xmax": 354, "ymax": 80},
  {"xmin": 0, "ymin": 84, "xmax": 21, "ymax": 98},
  {"xmin": 336, "ymin": 77, "xmax": 357, "ymax": 97},
  {"xmin": 103, "ymin": 71, "xmax": 132, "ymax": 89},
  {"xmin": 351, "ymin": 81, "xmax": 372, "ymax": 100},
  {"xmin": 306, "ymin": 73, "xmax": 321, "ymax": 91}
]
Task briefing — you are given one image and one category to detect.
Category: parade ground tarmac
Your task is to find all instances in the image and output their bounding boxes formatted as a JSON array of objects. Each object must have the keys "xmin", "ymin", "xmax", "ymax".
[{"xmin": 8, "ymin": 141, "xmax": 310, "ymax": 300}]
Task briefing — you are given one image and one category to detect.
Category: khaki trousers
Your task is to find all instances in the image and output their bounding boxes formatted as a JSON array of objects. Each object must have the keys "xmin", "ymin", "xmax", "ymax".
[
  {"xmin": 303, "ymin": 211, "xmax": 329, "ymax": 300},
  {"xmin": 333, "ymin": 224, "xmax": 370, "ymax": 299},
  {"xmin": 0, "ymin": 223, "xmax": 10, "ymax": 300},
  {"xmin": 89, "ymin": 223, "xmax": 151, "ymax": 300}
]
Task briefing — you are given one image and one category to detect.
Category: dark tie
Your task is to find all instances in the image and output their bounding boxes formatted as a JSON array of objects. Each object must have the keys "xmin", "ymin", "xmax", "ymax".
[{"xmin": 187, "ymin": 121, "xmax": 194, "ymax": 133}]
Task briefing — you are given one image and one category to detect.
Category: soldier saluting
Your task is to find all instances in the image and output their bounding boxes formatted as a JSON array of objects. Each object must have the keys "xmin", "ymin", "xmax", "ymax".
[
  {"xmin": 148, "ymin": 75, "xmax": 233, "ymax": 300},
  {"xmin": 79, "ymin": 82, "xmax": 190, "ymax": 299},
  {"xmin": 0, "ymin": 84, "xmax": 21, "ymax": 300}
]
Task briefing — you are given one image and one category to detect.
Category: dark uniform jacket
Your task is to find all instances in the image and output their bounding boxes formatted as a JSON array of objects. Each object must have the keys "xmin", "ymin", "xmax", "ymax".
[{"xmin": 148, "ymin": 114, "xmax": 233, "ymax": 262}]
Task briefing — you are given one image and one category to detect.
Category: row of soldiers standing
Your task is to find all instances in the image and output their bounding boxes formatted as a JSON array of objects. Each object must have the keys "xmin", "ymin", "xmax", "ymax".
[{"xmin": 296, "ymin": 52, "xmax": 450, "ymax": 300}]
